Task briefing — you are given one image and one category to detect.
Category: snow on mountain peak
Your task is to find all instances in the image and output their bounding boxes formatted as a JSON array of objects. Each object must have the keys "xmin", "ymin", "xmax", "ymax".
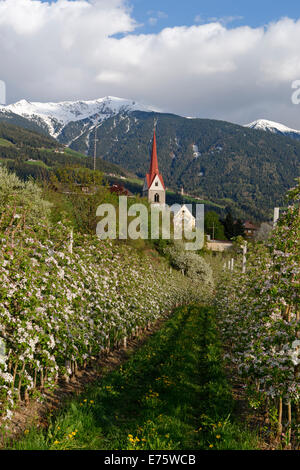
[
  {"xmin": 0, "ymin": 96, "xmax": 160, "ymax": 138},
  {"xmin": 245, "ymin": 119, "xmax": 300, "ymax": 136}
]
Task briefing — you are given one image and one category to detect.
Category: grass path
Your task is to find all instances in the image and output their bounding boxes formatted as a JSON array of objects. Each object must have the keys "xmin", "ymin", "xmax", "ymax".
[{"xmin": 10, "ymin": 305, "xmax": 258, "ymax": 450}]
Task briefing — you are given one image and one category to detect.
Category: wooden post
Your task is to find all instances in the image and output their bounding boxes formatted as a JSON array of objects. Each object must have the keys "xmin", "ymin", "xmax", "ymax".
[
  {"xmin": 69, "ymin": 229, "xmax": 73, "ymax": 254},
  {"xmin": 277, "ymin": 397, "xmax": 283, "ymax": 439}
]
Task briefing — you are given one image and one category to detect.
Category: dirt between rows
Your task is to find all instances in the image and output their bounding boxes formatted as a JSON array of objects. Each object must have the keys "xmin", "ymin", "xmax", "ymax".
[{"xmin": 0, "ymin": 318, "xmax": 166, "ymax": 447}]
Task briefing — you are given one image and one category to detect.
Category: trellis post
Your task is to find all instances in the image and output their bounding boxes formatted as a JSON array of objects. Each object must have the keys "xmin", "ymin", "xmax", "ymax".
[
  {"xmin": 242, "ymin": 241, "xmax": 247, "ymax": 274},
  {"xmin": 273, "ymin": 207, "xmax": 280, "ymax": 228},
  {"xmin": 69, "ymin": 229, "xmax": 73, "ymax": 254}
]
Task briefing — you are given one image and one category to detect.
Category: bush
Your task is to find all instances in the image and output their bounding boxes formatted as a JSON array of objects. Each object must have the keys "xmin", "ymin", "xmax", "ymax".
[
  {"xmin": 0, "ymin": 166, "xmax": 51, "ymax": 226},
  {"xmin": 164, "ymin": 242, "xmax": 214, "ymax": 287}
]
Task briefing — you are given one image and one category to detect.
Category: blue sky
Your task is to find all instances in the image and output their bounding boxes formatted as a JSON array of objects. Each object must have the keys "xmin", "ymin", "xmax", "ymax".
[
  {"xmin": 129, "ymin": 0, "xmax": 300, "ymax": 34},
  {"xmin": 40, "ymin": 0, "xmax": 300, "ymax": 34},
  {"xmin": 2, "ymin": 0, "xmax": 300, "ymax": 126}
]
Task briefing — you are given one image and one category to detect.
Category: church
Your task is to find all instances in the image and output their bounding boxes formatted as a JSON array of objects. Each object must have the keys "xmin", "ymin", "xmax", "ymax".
[
  {"xmin": 143, "ymin": 129, "xmax": 166, "ymax": 205},
  {"xmin": 143, "ymin": 129, "xmax": 196, "ymax": 230}
]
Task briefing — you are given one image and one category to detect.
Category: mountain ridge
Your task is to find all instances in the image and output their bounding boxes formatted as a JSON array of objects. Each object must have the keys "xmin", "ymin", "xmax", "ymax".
[
  {"xmin": 245, "ymin": 118, "xmax": 300, "ymax": 140},
  {"xmin": 0, "ymin": 96, "xmax": 160, "ymax": 140},
  {"xmin": 0, "ymin": 97, "xmax": 299, "ymax": 221}
]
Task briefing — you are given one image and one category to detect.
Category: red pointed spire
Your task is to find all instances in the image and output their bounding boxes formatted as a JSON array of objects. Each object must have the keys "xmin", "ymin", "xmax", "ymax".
[
  {"xmin": 146, "ymin": 129, "xmax": 165, "ymax": 190},
  {"xmin": 149, "ymin": 129, "xmax": 159, "ymax": 177}
]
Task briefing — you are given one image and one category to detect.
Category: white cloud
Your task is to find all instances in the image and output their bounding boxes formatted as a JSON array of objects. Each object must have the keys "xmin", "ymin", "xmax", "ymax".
[
  {"xmin": 194, "ymin": 14, "xmax": 243, "ymax": 25},
  {"xmin": 157, "ymin": 11, "xmax": 168, "ymax": 19},
  {"xmin": 148, "ymin": 17, "xmax": 158, "ymax": 26},
  {"xmin": 1, "ymin": 1, "xmax": 300, "ymax": 127},
  {"xmin": 147, "ymin": 10, "xmax": 168, "ymax": 19},
  {"xmin": 147, "ymin": 10, "xmax": 167, "ymax": 26},
  {"xmin": 194, "ymin": 15, "xmax": 204, "ymax": 24},
  {"xmin": 208, "ymin": 15, "xmax": 244, "ymax": 25}
]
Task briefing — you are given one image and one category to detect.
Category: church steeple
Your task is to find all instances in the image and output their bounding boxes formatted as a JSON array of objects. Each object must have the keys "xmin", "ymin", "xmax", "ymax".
[
  {"xmin": 149, "ymin": 129, "xmax": 159, "ymax": 177},
  {"xmin": 146, "ymin": 129, "xmax": 165, "ymax": 190},
  {"xmin": 143, "ymin": 129, "xmax": 166, "ymax": 205}
]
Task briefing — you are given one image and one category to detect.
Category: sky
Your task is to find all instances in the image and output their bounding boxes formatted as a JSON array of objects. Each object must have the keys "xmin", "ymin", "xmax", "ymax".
[{"xmin": 1, "ymin": 0, "xmax": 300, "ymax": 127}]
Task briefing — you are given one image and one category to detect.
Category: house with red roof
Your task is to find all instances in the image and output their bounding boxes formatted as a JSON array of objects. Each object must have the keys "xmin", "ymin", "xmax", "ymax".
[{"xmin": 243, "ymin": 220, "xmax": 259, "ymax": 238}]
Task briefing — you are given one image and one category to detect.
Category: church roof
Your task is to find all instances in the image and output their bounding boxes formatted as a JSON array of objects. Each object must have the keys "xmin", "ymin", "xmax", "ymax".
[
  {"xmin": 145, "ymin": 129, "xmax": 165, "ymax": 190},
  {"xmin": 171, "ymin": 204, "xmax": 195, "ymax": 219}
]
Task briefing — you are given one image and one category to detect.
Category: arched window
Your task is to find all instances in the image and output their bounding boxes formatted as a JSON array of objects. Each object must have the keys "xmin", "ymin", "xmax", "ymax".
[{"xmin": 154, "ymin": 193, "xmax": 160, "ymax": 203}]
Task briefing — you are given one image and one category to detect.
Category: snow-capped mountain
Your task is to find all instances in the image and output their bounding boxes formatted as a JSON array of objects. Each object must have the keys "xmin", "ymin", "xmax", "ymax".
[
  {"xmin": 245, "ymin": 119, "xmax": 300, "ymax": 140},
  {"xmin": 0, "ymin": 96, "xmax": 160, "ymax": 141}
]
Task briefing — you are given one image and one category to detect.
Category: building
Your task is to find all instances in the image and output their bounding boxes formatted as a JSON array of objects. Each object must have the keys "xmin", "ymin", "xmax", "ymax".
[
  {"xmin": 206, "ymin": 235, "xmax": 233, "ymax": 252},
  {"xmin": 143, "ymin": 130, "xmax": 166, "ymax": 205},
  {"xmin": 109, "ymin": 183, "xmax": 130, "ymax": 196},
  {"xmin": 243, "ymin": 221, "xmax": 259, "ymax": 238},
  {"xmin": 171, "ymin": 204, "xmax": 195, "ymax": 232}
]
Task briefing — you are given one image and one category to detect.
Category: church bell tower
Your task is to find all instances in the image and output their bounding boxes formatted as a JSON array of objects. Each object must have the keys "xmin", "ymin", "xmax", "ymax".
[{"xmin": 143, "ymin": 129, "xmax": 166, "ymax": 205}]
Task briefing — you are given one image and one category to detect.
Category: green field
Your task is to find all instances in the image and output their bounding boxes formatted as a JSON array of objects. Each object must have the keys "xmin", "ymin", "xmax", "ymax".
[
  {"xmin": 9, "ymin": 305, "xmax": 258, "ymax": 451},
  {"xmin": 0, "ymin": 137, "xmax": 15, "ymax": 147}
]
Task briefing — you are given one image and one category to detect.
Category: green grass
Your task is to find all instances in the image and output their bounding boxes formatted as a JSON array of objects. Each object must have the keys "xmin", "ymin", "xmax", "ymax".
[
  {"xmin": 0, "ymin": 138, "xmax": 15, "ymax": 147},
  {"xmin": 26, "ymin": 160, "xmax": 51, "ymax": 169},
  {"xmin": 7, "ymin": 305, "xmax": 258, "ymax": 450},
  {"xmin": 63, "ymin": 148, "xmax": 88, "ymax": 158}
]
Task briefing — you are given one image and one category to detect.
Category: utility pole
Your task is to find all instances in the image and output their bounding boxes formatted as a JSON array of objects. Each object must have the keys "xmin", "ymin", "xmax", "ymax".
[
  {"xmin": 208, "ymin": 222, "xmax": 216, "ymax": 240},
  {"xmin": 93, "ymin": 126, "xmax": 98, "ymax": 172}
]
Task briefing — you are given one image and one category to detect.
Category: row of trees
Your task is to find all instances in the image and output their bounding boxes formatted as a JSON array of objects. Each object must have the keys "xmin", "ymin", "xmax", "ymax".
[
  {"xmin": 0, "ymin": 167, "xmax": 207, "ymax": 418},
  {"xmin": 204, "ymin": 209, "xmax": 245, "ymax": 241},
  {"xmin": 216, "ymin": 179, "xmax": 300, "ymax": 447}
]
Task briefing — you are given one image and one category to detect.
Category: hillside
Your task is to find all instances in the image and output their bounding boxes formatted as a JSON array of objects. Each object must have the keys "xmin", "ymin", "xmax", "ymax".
[
  {"xmin": 0, "ymin": 108, "xmax": 51, "ymax": 135},
  {"xmin": 0, "ymin": 121, "xmax": 58, "ymax": 148},
  {"xmin": 87, "ymin": 111, "xmax": 300, "ymax": 221},
  {"xmin": 1, "ymin": 97, "xmax": 300, "ymax": 221},
  {"xmin": 0, "ymin": 123, "xmax": 129, "ymax": 180}
]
